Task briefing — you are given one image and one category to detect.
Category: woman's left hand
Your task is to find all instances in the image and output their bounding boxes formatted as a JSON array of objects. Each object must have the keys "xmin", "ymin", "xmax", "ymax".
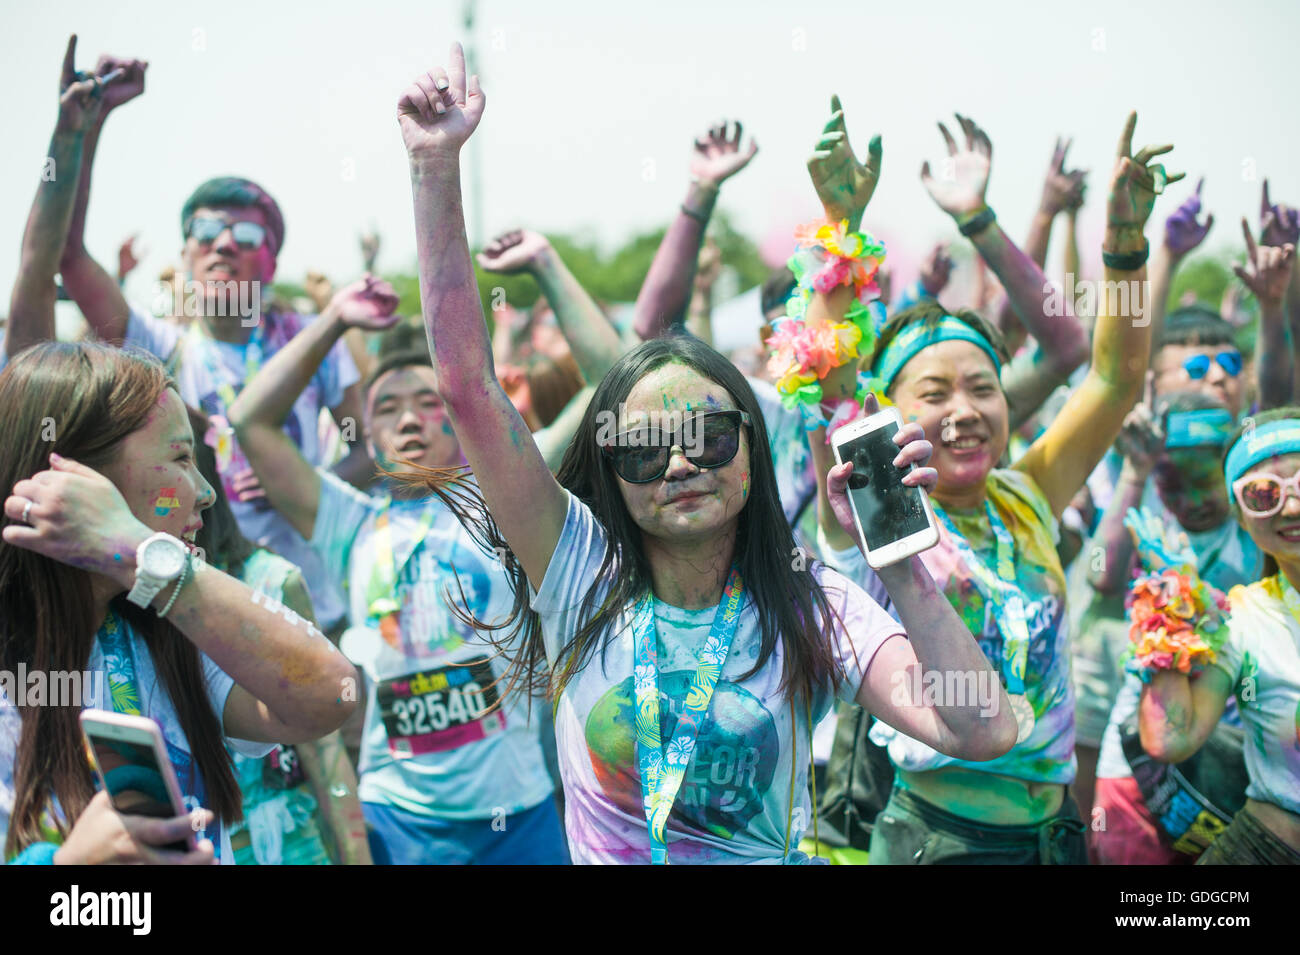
[
  {"xmin": 3, "ymin": 453, "xmax": 150, "ymax": 584},
  {"xmin": 826, "ymin": 394, "xmax": 937, "ymax": 549}
]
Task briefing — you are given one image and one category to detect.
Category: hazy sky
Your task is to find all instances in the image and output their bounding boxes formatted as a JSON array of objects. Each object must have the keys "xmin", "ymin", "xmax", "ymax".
[{"xmin": 3, "ymin": 0, "xmax": 1297, "ymax": 312}]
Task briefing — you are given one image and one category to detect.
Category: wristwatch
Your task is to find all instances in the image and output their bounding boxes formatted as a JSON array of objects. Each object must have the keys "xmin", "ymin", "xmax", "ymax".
[{"xmin": 126, "ymin": 532, "xmax": 189, "ymax": 608}]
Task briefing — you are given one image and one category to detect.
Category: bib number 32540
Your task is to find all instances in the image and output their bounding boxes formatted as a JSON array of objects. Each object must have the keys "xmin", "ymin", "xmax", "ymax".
[{"xmin": 377, "ymin": 656, "xmax": 504, "ymax": 758}]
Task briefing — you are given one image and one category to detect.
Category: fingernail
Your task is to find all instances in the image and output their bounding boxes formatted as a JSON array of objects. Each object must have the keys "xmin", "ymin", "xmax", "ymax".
[
  {"xmin": 49, "ymin": 452, "xmax": 63, "ymax": 463},
  {"xmin": 435, "ymin": 78, "xmax": 449, "ymax": 91}
]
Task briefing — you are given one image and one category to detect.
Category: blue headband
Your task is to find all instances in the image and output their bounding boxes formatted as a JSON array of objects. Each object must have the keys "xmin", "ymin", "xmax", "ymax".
[
  {"xmin": 1224, "ymin": 418, "xmax": 1300, "ymax": 484},
  {"xmin": 1164, "ymin": 408, "xmax": 1236, "ymax": 450},
  {"xmin": 874, "ymin": 316, "xmax": 1002, "ymax": 390}
]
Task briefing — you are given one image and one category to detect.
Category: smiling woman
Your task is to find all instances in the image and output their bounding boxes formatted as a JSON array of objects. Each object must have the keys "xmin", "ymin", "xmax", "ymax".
[{"xmin": 0, "ymin": 342, "xmax": 357, "ymax": 866}]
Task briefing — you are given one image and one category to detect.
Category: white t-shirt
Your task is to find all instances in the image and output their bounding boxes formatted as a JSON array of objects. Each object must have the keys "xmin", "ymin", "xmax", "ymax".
[
  {"xmin": 529, "ymin": 492, "xmax": 902, "ymax": 864},
  {"xmin": 311, "ymin": 471, "xmax": 553, "ymax": 819},
  {"xmin": 0, "ymin": 611, "xmax": 272, "ymax": 864},
  {"xmin": 125, "ymin": 306, "xmax": 359, "ymax": 630},
  {"xmin": 1212, "ymin": 577, "xmax": 1300, "ymax": 815}
]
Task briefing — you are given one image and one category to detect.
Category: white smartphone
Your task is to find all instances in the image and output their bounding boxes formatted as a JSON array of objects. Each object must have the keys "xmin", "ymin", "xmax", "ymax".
[
  {"xmin": 79, "ymin": 709, "xmax": 196, "ymax": 852},
  {"xmin": 831, "ymin": 407, "xmax": 939, "ymax": 568}
]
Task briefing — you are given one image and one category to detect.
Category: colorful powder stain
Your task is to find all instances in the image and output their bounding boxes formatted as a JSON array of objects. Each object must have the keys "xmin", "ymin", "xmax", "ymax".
[{"xmin": 154, "ymin": 488, "xmax": 181, "ymax": 516}]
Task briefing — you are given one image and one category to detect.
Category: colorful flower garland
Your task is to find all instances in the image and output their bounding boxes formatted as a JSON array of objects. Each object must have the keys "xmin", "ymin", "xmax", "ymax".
[
  {"xmin": 766, "ymin": 219, "xmax": 887, "ymax": 424},
  {"xmin": 1123, "ymin": 568, "xmax": 1229, "ymax": 681}
]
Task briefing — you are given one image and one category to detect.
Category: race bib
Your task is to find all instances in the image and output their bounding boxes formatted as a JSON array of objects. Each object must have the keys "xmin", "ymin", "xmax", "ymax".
[{"xmin": 376, "ymin": 656, "xmax": 505, "ymax": 758}]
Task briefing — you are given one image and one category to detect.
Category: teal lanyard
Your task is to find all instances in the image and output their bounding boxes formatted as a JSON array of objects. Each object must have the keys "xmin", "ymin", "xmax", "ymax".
[
  {"xmin": 932, "ymin": 501, "xmax": 1032, "ymax": 695},
  {"xmin": 96, "ymin": 612, "xmax": 143, "ymax": 717},
  {"xmin": 185, "ymin": 319, "xmax": 267, "ymax": 410},
  {"xmin": 631, "ymin": 567, "xmax": 745, "ymax": 865}
]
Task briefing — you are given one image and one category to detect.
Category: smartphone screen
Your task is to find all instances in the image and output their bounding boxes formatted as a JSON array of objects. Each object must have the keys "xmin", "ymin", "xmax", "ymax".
[
  {"xmin": 839, "ymin": 421, "xmax": 931, "ymax": 551},
  {"xmin": 85, "ymin": 729, "xmax": 189, "ymax": 851}
]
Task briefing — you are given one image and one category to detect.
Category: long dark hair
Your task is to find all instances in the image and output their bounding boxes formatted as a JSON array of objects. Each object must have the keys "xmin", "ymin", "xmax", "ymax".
[
  {"xmin": 431, "ymin": 336, "xmax": 847, "ymax": 709},
  {"xmin": 0, "ymin": 343, "xmax": 240, "ymax": 857}
]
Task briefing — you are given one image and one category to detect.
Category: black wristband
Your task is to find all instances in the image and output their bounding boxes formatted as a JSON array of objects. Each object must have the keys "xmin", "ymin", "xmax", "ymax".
[
  {"xmin": 680, "ymin": 203, "xmax": 710, "ymax": 225},
  {"xmin": 1102, "ymin": 243, "xmax": 1150, "ymax": 270},
  {"xmin": 957, "ymin": 207, "xmax": 997, "ymax": 237}
]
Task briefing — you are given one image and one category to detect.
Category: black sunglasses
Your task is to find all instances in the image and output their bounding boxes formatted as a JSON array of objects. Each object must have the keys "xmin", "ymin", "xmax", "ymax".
[
  {"xmin": 600, "ymin": 409, "xmax": 752, "ymax": 484},
  {"xmin": 186, "ymin": 215, "xmax": 268, "ymax": 252}
]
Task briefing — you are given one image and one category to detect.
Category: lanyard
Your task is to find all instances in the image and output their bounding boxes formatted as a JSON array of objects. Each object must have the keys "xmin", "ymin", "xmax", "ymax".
[
  {"xmin": 97, "ymin": 612, "xmax": 142, "ymax": 717},
  {"xmin": 632, "ymin": 567, "xmax": 745, "ymax": 865},
  {"xmin": 932, "ymin": 501, "xmax": 1032, "ymax": 695},
  {"xmin": 185, "ymin": 319, "xmax": 267, "ymax": 410},
  {"xmin": 365, "ymin": 498, "xmax": 438, "ymax": 627}
]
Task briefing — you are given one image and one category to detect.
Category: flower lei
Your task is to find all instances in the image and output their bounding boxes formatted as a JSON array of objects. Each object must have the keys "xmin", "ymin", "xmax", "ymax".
[
  {"xmin": 1123, "ymin": 568, "xmax": 1229, "ymax": 681},
  {"xmin": 766, "ymin": 219, "xmax": 887, "ymax": 424}
]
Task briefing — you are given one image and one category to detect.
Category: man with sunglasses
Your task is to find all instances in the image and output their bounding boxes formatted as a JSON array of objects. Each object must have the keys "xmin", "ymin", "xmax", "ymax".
[
  {"xmin": 55, "ymin": 51, "xmax": 371, "ymax": 642},
  {"xmin": 1151, "ymin": 307, "xmax": 1246, "ymax": 419}
]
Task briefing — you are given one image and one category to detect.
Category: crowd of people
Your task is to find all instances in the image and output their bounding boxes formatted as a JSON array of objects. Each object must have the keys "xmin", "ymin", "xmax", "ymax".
[{"xmin": 1, "ymin": 35, "xmax": 1296, "ymax": 866}]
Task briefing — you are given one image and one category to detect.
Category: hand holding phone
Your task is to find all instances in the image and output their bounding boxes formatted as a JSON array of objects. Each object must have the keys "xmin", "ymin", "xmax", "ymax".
[
  {"xmin": 54, "ymin": 790, "xmax": 216, "ymax": 865},
  {"xmin": 829, "ymin": 404, "xmax": 940, "ymax": 568}
]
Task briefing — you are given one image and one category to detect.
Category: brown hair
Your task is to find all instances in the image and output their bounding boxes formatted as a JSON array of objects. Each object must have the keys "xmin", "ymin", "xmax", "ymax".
[
  {"xmin": 0, "ymin": 343, "xmax": 239, "ymax": 857},
  {"xmin": 526, "ymin": 352, "xmax": 584, "ymax": 428}
]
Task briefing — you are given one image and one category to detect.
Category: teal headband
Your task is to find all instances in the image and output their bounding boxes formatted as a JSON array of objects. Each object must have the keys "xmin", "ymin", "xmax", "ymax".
[
  {"xmin": 874, "ymin": 316, "xmax": 1003, "ymax": 390},
  {"xmin": 1164, "ymin": 408, "xmax": 1236, "ymax": 450},
  {"xmin": 1224, "ymin": 419, "xmax": 1300, "ymax": 484}
]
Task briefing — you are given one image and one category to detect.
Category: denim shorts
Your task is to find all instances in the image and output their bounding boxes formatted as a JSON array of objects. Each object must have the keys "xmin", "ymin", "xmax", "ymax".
[
  {"xmin": 869, "ymin": 787, "xmax": 1088, "ymax": 865},
  {"xmin": 364, "ymin": 797, "xmax": 570, "ymax": 865}
]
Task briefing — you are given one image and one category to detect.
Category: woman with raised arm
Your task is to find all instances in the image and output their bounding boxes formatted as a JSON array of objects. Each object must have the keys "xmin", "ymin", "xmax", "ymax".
[
  {"xmin": 1, "ymin": 344, "xmax": 356, "ymax": 865},
  {"xmin": 1137, "ymin": 408, "xmax": 1300, "ymax": 864},
  {"xmin": 398, "ymin": 45, "xmax": 1015, "ymax": 865},
  {"xmin": 806, "ymin": 111, "xmax": 1176, "ymax": 864}
]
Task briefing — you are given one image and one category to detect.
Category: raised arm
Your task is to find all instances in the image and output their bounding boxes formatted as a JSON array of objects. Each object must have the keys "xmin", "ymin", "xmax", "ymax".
[
  {"xmin": 1258, "ymin": 181, "xmax": 1300, "ymax": 403},
  {"xmin": 921, "ymin": 115, "xmax": 1090, "ymax": 431},
  {"xmin": 684, "ymin": 238, "xmax": 722, "ymax": 345},
  {"xmin": 57, "ymin": 50, "xmax": 148, "ymax": 345},
  {"xmin": 3, "ymin": 455, "xmax": 357, "ymax": 742},
  {"xmin": 1023, "ymin": 137, "xmax": 1087, "ymax": 270},
  {"xmin": 399, "ymin": 45, "xmax": 567, "ymax": 589},
  {"xmin": 478, "ymin": 229, "xmax": 623, "ymax": 383},
  {"xmin": 228, "ymin": 277, "xmax": 399, "ymax": 540},
  {"xmin": 1236, "ymin": 217, "xmax": 1297, "ymax": 410},
  {"xmin": 632, "ymin": 121, "xmax": 757, "ymax": 340},
  {"xmin": 1015, "ymin": 112, "xmax": 1177, "ymax": 516},
  {"xmin": 1084, "ymin": 374, "xmax": 1163, "ymax": 593},
  {"xmin": 1147, "ymin": 178, "xmax": 1215, "ymax": 351},
  {"xmin": 6, "ymin": 38, "xmax": 103, "ymax": 360}
]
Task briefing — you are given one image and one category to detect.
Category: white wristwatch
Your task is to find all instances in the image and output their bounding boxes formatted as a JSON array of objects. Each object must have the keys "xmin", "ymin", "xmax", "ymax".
[{"xmin": 126, "ymin": 532, "xmax": 189, "ymax": 608}]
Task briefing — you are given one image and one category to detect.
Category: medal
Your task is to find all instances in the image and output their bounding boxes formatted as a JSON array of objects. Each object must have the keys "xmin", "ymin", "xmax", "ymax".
[{"xmin": 1007, "ymin": 692, "xmax": 1036, "ymax": 744}]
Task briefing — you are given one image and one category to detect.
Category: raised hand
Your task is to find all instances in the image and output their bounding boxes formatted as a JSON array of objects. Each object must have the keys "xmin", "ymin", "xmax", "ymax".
[
  {"xmin": 89, "ymin": 53, "xmax": 148, "ymax": 114},
  {"xmin": 807, "ymin": 94, "xmax": 881, "ymax": 231},
  {"xmin": 56, "ymin": 36, "xmax": 105, "ymax": 135},
  {"xmin": 304, "ymin": 270, "xmax": 335, "ymax": 313},
  {"xmin": 1106, "ymin": 111, "xmax": 1183, "ymax": 238},
  {"xmin": 1113, "ymin": 371, "xmax": 1165, "ymax": 476},
  {"xmin": 325, "ymin": 275, "xmax": 400, "ymax": 330},
  {"xmin": 1234, "ymin": 217, "xmax": 1296, "ymax": 311},
  {"xmin": 477, "ymin": 229, "xmax": 552, "ymax": 275},
  {"xmin": 921, "ymin": 112, "xmax": 992, "ymax": 219},
  {"xmin": 2, "ymin": 454, "xmax": 151, "ymax": 580},
  {"xmin": 1124, "ymin": 505, "xmax": 1196, "ymax": 576},
  {"xmin": 1163, "ymin": 178, "xmax": 1214, "ymax": 256},
  {"xmin": 1040, "ymin": 137, "xmax": 1088, "ymax": 217},
  {"xmin": 919, "ymin": 242, "xmax": 953, "ymax": 297},
  {"xmin": 117, "ymin": 234, "xmax": 143, "ymax": 282},
  {"xmin": 1259, "ymin": 180, "xmax": 1300, "ymax": 249},
  {"xmin": 827, "ymin": 395, "xmax": 936, "ymax": 550},
  {"xmin": 690, "ymin": 120, "xmax": 758, "ymax": 187},
  {"xmin": 695, "ymin": 238, "xmax": 722, "ymax": 293},
  {"xmin": 397, "ymin": 43, "xmax": 484, "ymax": 159},
  {"xmin": 360, "ymin": 231, "xmax": 381, "ymax": 272}
]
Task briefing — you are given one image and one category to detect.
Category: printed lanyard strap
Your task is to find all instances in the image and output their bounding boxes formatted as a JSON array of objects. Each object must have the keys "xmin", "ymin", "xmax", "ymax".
[
  {"xmin": 365, "ymin": 498, "xmax": 437, "ymax": 621},
  {"xmin": 933, "ymin": 501, "xmax": 1031, "ymax": 695},
  {"xmin": 632, "ymin": 566, "xmax": 745, "ymax": 865},
  {"xmin": 186, "ymin": 319, "xmax": 267, "ymax": 410},
  {"xmin": 1275, "ymin": 573, "xmax": 1300, "ymax": 630},
  {"xmin": 97, "ymin": 612, "xmax": 142, "ymax": 717}
]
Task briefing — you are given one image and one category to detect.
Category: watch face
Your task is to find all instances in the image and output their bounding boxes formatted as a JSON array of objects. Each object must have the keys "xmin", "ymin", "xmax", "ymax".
[{"xmin": 142, "ymin": 537, "xmax": 186, "ymax": 579}]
